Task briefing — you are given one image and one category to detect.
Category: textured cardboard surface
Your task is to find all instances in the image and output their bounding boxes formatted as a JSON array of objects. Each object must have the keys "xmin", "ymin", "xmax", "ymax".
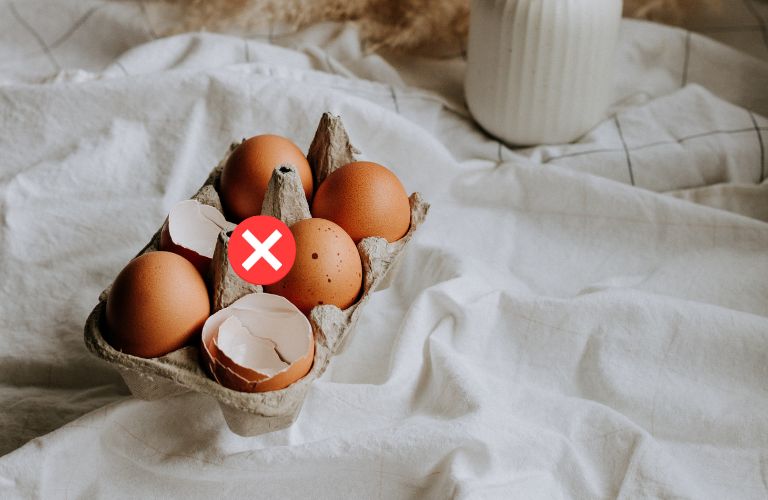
[{"xmin": 83, "ymin": 113, "xmax": 429, "ymax": 436}]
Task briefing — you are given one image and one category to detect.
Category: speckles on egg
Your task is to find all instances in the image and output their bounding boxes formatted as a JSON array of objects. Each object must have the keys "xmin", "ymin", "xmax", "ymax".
[{"xmin": 264, "ymin": 218, "xmax": 362, "ymax": 314}]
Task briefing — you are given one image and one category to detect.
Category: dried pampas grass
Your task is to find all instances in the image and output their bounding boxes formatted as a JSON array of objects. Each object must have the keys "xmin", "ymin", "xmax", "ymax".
[{"xmin": 159, "ymin": 0, "xmax": 721, "ymax": 55}]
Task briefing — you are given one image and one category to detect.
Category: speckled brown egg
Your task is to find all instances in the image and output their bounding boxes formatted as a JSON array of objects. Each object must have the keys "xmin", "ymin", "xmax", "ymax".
[
  {"xmin": 220, "ymin": 134, "xmax": 313, "ymax": 221},
  {"xmin": 105, "ymin": 251, "xmax": 211, "ymax": 358},
  {"xmin": 264, "ymin": 218, "xmax": 362, "ymax": 314},
  {"xmin": 311, "ymin": 161, "xmax": 411, "ymax": 243}
]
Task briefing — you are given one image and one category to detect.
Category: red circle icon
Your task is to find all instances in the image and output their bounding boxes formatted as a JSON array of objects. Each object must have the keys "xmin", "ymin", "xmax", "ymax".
[{"xmin": 228, "ymin": 216, "xmax": 296, "ymax": 285}]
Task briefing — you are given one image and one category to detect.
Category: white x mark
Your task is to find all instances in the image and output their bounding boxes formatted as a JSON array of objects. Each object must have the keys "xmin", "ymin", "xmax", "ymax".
[{"xmin": 241, "ymin": 229, "xmax": 283, "ymax": 271}]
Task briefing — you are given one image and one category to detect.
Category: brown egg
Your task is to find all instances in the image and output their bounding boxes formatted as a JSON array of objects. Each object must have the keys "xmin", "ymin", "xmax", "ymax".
[
  {"xmin": 312, "ymin": 161, "xmax": 411, "ymax": 243},
  {"xmin": 264, "ymin": 218, "xmax": 362, "ymax": 314},
  {"xmin": 105, "ymin": 251, "xmax": 211, "ymax": 358},
  {"xmin": 220, "ymin": 134, "xmax": 313, "ymax": 221}
]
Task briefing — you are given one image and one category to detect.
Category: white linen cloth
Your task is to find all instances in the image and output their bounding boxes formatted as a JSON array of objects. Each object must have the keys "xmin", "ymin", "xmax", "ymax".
[{"xmin": 1, "ymin": 1, "xmax": 767, "ymax": 498}]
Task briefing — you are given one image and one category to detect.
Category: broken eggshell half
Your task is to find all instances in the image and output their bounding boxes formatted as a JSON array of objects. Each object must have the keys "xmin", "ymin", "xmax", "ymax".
[
  {"xmin": 201, "ymin": 293, "xmax": 314, "ymax": 393},
  {"xmin": 160, "ymin": 199, "xmax": 231, "ymax": 275}
]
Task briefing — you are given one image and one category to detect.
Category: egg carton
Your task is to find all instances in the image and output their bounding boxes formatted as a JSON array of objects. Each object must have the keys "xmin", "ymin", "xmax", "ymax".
[{"xmin": 83, "ymin": 113, "xmax": 429, "ymax": 436}]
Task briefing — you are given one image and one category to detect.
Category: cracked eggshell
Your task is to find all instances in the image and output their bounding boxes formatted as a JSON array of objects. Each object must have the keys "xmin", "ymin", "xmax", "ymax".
[
  {"xmin": 160, "ymin": 199, "xmax": 231, "ymax": 276},
  {"xmin": 201, "ymin": 294, "xmax": 314, "ymax": 393}
]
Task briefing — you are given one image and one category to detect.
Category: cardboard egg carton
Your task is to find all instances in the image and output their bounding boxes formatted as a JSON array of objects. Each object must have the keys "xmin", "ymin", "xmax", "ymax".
[{"xmin": 83, "ymin": 113, "xmax": 429, "ymax": 436}]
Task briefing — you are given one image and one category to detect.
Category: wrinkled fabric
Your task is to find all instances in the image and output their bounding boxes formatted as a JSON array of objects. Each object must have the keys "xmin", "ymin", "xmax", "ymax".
[{"xmin": 0, "ymin": 2, "xmax": 767, "ymax": 498}]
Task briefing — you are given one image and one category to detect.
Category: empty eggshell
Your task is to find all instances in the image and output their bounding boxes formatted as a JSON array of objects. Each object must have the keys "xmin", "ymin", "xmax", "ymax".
[
  {"xmin": 201, "ymin": 293, "xmax": 314, "ymax": 393},
  {"xmin": 160, "ymin": 199, "xmax": 231, "ymax": 275}
]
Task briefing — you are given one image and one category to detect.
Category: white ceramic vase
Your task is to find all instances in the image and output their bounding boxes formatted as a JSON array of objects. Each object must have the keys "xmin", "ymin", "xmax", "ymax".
[{"xmin": 465, "ymin": 0, "xmax": 623, "ymax": 146}]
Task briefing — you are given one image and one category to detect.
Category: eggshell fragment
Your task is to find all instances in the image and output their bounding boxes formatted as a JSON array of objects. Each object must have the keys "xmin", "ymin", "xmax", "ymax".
[
  {"xmin": 160, "ymin": 200, "xmax": 231, "ymax": 275},
  {"xmin": 201, "ymin": 294, "xmax": 314, "ymax": 393}
]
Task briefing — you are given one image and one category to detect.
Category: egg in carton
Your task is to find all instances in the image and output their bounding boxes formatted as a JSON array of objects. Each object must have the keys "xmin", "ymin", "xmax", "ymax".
[{"xmin": 83, "ymin": 113, "xmax": 430, "ymax": 436}]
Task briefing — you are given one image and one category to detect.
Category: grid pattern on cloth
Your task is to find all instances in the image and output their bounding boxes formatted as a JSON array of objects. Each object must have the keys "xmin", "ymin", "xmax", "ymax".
[{"xmin": 0, "ymin": 3, "xmax": 767, "ymax": 500}]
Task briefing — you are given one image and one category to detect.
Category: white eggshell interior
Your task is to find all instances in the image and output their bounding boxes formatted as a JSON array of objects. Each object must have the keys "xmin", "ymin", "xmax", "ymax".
[
  {"xmin": 216, "ymin": 316, "xmax": 288, "ymax": 376},
  {"xmin": 202, "ymin": 294, "xmax": 313, "ymax": 376},
  {"xmin": 169, "ymin": 199, "xmax": 228, "ymax": 258}
]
